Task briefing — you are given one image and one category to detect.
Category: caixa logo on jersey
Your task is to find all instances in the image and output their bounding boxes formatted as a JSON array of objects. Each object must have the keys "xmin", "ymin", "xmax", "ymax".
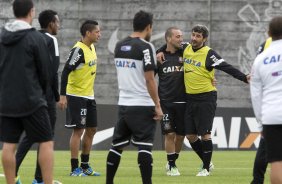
[
  {"xmin": 89, "ymin": 59, "xmax": 97, "ymax": 66},
  {"xmin": 115, "ymin": 59, "xmax": 136, "ymax": 68}
]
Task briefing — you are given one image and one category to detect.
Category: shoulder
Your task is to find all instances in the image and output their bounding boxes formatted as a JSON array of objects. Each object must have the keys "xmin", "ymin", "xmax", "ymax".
[
  {"xmin": 182, "ymin": 42, "xmax": 190, "ymax": 50},
  {"xmin": 138, "ymin": 38, "xmax": 156, "ymax": 52},
  {"xmin": 44, "ymin": 32, "xmax": 58, "ymax": 43},
  {"xmin": 253, "ymin": 51, "xmax": 267, "ymax": 67},
  {"xmin": 71, "ymin": 46, "xmax": 84, "ymax": 55},
  {"xmin": 26, "ymin": 29, "xmax": 48, "ymax": 47},
  {"xmin": 26, "ymin": 29, "xmax": 45, "ymax": 41}
]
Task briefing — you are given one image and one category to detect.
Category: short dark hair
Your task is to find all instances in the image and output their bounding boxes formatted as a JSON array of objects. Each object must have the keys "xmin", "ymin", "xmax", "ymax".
[
  {"xmin": 38, "ymin": 10, "xmax": 58, "ymax": 29},
  {"xmin": 133, "ymin": 10, "xmax": 153, "ymax": 32},
  {"xmin": 192, "ymin": 24, "xmax": 209, "ymax": 38},
  {"xmin": 165, "ymin": 27, "xmax": 179, "ymax": 42},
  {"xmin": 80, "ymin": 20, "xmax": 99, "ymax": 37},
  {"xmin": 13, "ymin": 0, "xmax": 34, "ymax": 18},
  {"xmin": 269, "ymin": 16, "xmax": 282, "ymax": 40}
]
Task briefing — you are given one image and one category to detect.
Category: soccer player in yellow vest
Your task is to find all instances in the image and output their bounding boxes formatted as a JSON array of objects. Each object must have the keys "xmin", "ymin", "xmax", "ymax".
[
  {"xmin": 59, "ymin": 20, "xmax": 101, "ymax": 176},
  {"xmin": 182, "ymin": 25, "xmax": 250, "ymax": 176}
]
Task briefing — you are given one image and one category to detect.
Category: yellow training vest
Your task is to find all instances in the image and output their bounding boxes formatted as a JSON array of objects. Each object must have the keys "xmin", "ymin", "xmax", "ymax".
[
  {"xmin": 183, "ymin": 45, "xmax": 216, "ymax": 94},
  {"xmin": 67, "ymin": 41, "xmax": 97, "ymax": 98},
  {"xmin": 264, "ymin": 37, "xmax": 272, "ymax": 50}
]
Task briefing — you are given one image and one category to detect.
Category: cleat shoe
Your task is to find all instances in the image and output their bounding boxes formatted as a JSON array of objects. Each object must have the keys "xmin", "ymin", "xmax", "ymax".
[
  {"xmin": 209, "ymin": 162, "xmax": 215, "ymax": 172},
  {"xmin": 15, "ymin": 176, "xmax": 22, "ymax": 184},
  {"xmin": 199, "ymin": 162, "xmax": 215, "ymax": 172},
  {"xmin": 70, "ymin": 167, "xmax": 87, "ymax": 176},
  {"xmin": 196, "ymin": 169, "xmax": 210, "ymax": 176},
  {"xmin": 83, "ymin": 166, "xmax": 101, "ymax": 176},
  {"xmin": 31, "ymin": 179, "xmax": 62, "ymax": 184},
  {"xmin": 166, "ymin": 166, "xmax": 180, "ymax": 176},
  {"xmin": 32, "ymin": 179, "xmax": 43, "ymax": 184},
  {"xmin": 53, "ymin": 180, "xmax": 63, "ymax": 184},
  {"xmin": 165, "ymin": 162, "xmax": 170, "ymax": 172}
]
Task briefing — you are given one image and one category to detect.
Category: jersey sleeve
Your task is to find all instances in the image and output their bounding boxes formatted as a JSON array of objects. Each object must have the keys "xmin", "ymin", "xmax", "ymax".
[
  {"xmin": 34, "ymin": 34, "xmax": 51, "ymax": 95},
  {"xmin": 47, "ymin": 36, "xmax": 60, "ymax": 101},
  {"xmin": 60, "ymin": 47, "xmax": 84, "ymax": 95},
  {"xmin": 206, "ymin": 49, "xmax": 248, "ymax": 83},
  {"xmin": 250, "ymin": 59, "xmax": 263, "ymax": 125},
  {"xmin": 142, "ymin": 43, "xmax": 157, "ymax": 72}
]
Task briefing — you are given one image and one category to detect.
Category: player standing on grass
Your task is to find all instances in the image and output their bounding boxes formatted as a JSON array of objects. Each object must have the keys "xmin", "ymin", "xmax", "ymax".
[
  {"xmin": 59, "ymin": 20, "xmax": 101, "ymax": 177},
  {"xmin": 15, "ymin": 9, "xmax": 60, "ymax": 184},
  {"xmin": 106, "ymin": 10, "xmax": 163, "ymax": 184},
  {"xmin": 157, "ymin": 24, "xmax": 249, "ymax": 176},
  {"xmin": 182, "ymin": 25, "xmax": 249, "ymax": 176},
  {"xmin": 156, "ymin": 27, "xmax": 185, "ymax": 176},
  {"xmin": 250, "ymin": 16, "xmax": 282, "ymax": 184},
  {"xmin": 250, "ymin": 37, "xmax": 271, "ymax": 184},
  {"xmin": 0, "ymin": 0, "xmax": 54, "ymax": 183}
]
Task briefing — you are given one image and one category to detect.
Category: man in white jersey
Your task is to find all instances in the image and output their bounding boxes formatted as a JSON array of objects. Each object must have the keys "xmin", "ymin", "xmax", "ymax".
[
  {"xmin": 106, "ymin": 10, "xmax": 163, "ymax": 184},
  {"xmin": 250, "ymin": 16, "xmax": 282, "ymax": 184}
]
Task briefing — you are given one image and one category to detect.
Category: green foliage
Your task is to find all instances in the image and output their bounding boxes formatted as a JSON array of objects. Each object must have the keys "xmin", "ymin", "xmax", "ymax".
[{"xmin": 0, "ymin": 151, "xmax": 270, "ymax": 184}]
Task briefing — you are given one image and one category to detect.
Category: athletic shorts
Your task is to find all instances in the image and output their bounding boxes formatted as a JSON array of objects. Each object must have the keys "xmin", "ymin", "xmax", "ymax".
[
  {"xmin": 160, "ymin": 101, "xmax": 185, "ymax": 135},
  {"xmin": 112, "ymin": 106, "xmax": 156, "ymax": 149},
  {"xmin": 263, "ymin": 125, "xmax": 282, "ymax": 162},
  {"xmin": 0, "ymin": 106, "xmax": 52, "ymax": 143},
  {"xmin": 65, "ymin": 95, "xmax": 97, "ymax": 129},
  {"xmin": 184, "ymin": 92, "xmax": 217, "ymax": 136}
]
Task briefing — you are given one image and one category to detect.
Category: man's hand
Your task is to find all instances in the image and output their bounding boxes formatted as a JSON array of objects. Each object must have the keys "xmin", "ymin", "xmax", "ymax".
[
  {"xmin": 212, "ymin": 78, "xmax": 217, "ymax": 86},
  {"xmin": 58, "ymin": 95, "xmax": 67, "ymax": 110},
  {"xmin": 246, "ymin": 74, "xmax": 251, "ymax": 83},
  {"xmin": 153, "ymin": 105, "xmax": 163, "ymax": 122},
  {"xmin": 156, "ymin": 52, "xmax": 165, "ymax": 64}
]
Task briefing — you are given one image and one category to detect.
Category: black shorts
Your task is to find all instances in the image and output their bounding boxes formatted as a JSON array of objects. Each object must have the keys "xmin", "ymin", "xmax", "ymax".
[
  {"xmin": 263, "ymin": 125, "xmax": 282, "ymax": 163},
  {"xmin": 112, "ymin": 106, "xmax": 156, "ymax": 149},
  {"xmin": 160, "ymin": 102, "xmax": 185, "ymax": 136},
  {"xmin": 0, "ymin": 106, "xmax": 52, "ymax": 143},
  {"xmin": 184, "ymin": 92, "xmax": 217, "ymax": 136},
  {"xmin": 65, "ymin": 96, "xmax": 97, "ymax": 129}
]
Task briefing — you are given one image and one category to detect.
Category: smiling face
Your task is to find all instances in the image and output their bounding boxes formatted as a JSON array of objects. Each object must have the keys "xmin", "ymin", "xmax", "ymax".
[{"xmin": 167, "ymin": 28, "xmax": 183, "ymax": 50}]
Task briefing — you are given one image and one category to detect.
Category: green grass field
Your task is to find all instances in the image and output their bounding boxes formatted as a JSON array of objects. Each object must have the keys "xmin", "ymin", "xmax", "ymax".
[{"xmin": 0, "ymin": 150, "xmax": 270, "ymax": 184}]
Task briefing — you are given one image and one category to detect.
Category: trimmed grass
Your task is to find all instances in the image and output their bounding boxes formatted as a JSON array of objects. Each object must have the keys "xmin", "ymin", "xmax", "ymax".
[{"xmin": 0, "ymin": 150, "xmax": 270, "ymax": 184}]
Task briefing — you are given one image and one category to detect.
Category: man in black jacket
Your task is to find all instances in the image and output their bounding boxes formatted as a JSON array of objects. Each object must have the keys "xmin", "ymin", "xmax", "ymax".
[
  {"xmin": 15, "ymin": 9, "xmax": 60, "ymax": 184},
  {"xmin": 0, "ymin": 1, "xmax": 54, "ymax": 184}
]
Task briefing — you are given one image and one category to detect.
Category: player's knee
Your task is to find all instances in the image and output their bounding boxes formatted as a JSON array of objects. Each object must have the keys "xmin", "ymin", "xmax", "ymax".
[
  {"xmin": 138, "ymin": 151, "xmax": 152, "ymax": 166},
  {"xmin": 165, "ymin": 132, "xmax": 175, "ymax": 140},
  {"xmin": 176, "ymin": 135, "xmax": 185, "ymax": 142},
  {"xmin": 138, "ymin": 146, "xmax": 152, "ymax": 165},
  {"xmin": 186, "ymin": 134, "xmax": 198, "ymax": 142},
  {"xmin": 201, "ymin": 133, "xmax": 211, "ymax": 141},
  {"xmin": 110, "ymin": 147, "xmax": 123, "ymax": 153},
  {"xmin": 85, "ymin": 127, "xmax": 97, "ymax": 137},
  {"xmin": 73, "ymin": 128, "xmax": 84, "ymax": 137}
]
